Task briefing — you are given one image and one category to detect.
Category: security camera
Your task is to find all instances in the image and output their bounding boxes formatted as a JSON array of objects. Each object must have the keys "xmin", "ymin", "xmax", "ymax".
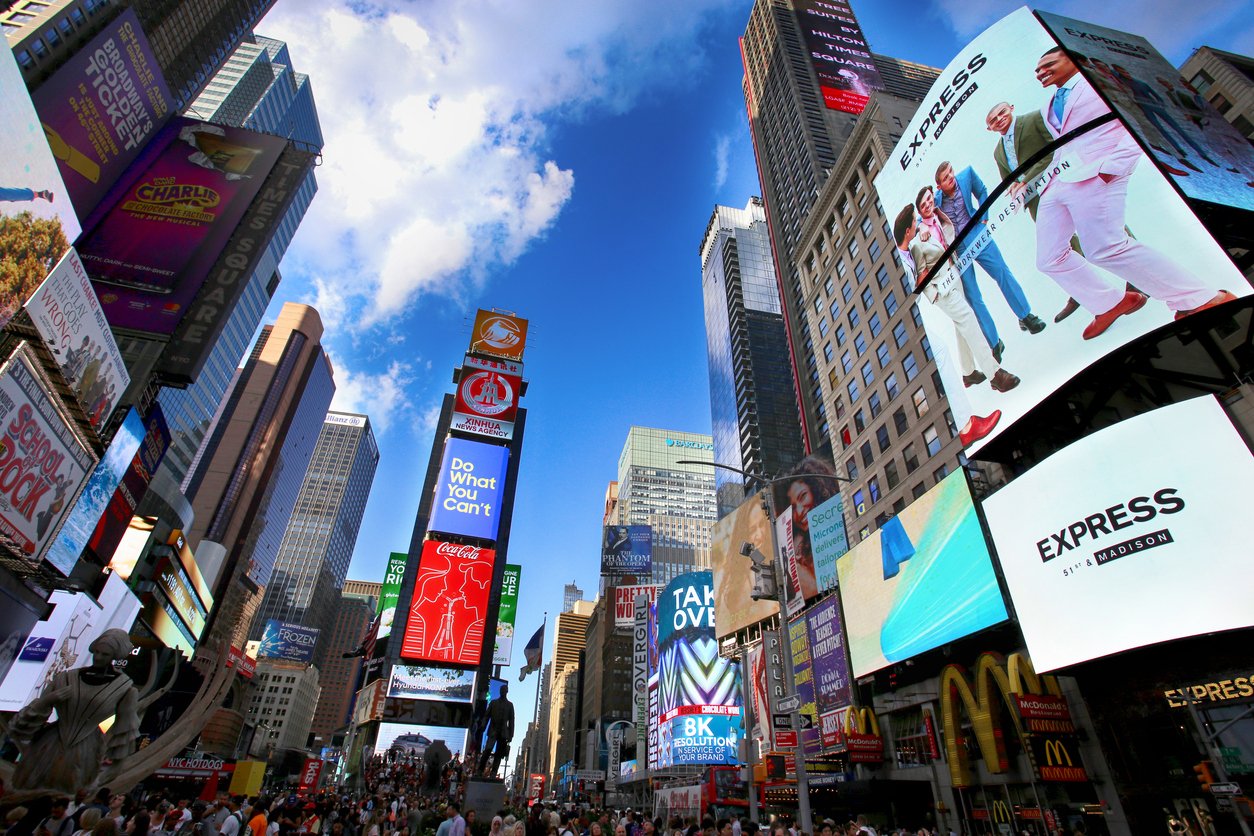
[{"xmin": 739, "ymin": 541, "xmax": 754, "ymax": 557}]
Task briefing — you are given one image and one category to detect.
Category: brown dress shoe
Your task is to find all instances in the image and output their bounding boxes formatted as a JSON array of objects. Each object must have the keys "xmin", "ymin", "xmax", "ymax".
[{"xmin": 990, "ymin": 369, "xmax": 1020, "ymax": 392}]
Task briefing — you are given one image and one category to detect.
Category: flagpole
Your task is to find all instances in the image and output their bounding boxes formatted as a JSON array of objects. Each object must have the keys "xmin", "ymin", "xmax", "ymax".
[{"xmin": 532, "ymin": 611, "xmax": 547, "ymax": 728}]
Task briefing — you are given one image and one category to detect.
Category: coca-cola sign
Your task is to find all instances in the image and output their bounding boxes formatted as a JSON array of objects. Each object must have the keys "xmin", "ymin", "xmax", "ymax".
[{"xmin": 400, "ymin": 539, "xmax": 496, "ymax": 666}]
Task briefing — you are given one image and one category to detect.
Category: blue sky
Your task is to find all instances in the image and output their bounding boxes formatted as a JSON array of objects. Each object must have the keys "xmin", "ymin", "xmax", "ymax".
[{"xmin": 255, "ymin": 0, "xmax": 1254, "ymax": 759}]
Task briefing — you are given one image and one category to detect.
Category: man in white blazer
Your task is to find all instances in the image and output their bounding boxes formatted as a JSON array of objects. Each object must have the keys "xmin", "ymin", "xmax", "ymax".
[{"xmin": 1033, "ymin": 47, "xmax": 1234, "ymax": 340}]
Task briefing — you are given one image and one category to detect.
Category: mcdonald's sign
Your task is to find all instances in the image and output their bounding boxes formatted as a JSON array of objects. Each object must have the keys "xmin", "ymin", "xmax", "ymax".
[
  {"xmin": 1029, "ymin": 735, "xmax": 1088, "ymax": 782},
  {"xmin": 842, "ymin": 706, "xmax": 884, "ymax": 764},
  {"xmin": 991, "ymin": 800, "xmax": 1013, "ymax": 824}
]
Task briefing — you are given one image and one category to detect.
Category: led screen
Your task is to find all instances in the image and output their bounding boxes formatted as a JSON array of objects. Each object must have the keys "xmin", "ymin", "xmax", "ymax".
[
  {"xmin": 387, "ymin": 665, "xmax": 476, "ymax": 702},
  {"xmin": 401, "ymin": 541, "xmax": 495, "ymax": 666},
  {"xmin": 428, "ymin": 438, "xmax": 508, "ymax": 541},
  {"xmin": 376, "ymin": 721, "xmax": 468, "ymax": 760}
]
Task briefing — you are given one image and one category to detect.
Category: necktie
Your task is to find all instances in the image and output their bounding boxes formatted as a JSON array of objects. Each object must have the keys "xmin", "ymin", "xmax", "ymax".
[{"xmin": 1052, "ymin": 85, "xmax": 1070, "ymax": 126}]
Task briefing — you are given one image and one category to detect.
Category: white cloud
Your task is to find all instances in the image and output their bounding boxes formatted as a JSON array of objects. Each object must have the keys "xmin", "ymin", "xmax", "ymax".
[
  {"xmin": 713, "ymin": 133, "xmax": 731, "ymax": 191},
  {"xmin": 262, "ymin": 0, "xmax": 736, "ymax": 329},
  {"xmin": 328, "ymin": 357, "xmax": 416, "ymax": 433}
]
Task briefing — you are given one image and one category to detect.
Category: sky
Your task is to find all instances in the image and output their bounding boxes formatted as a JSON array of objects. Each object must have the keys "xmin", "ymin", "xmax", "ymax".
[{"xmin": 254, "ymin": 0, "xmax": 1254, "ymax": 765}]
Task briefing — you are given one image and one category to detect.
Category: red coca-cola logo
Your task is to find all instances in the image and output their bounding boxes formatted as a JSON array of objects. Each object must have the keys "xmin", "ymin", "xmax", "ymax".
[{"xmin": 432, "ymin": 541, "xmax": 486, "ymax": 560}]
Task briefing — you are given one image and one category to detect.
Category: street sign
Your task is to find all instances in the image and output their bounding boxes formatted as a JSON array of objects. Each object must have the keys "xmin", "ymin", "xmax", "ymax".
[
  {"xmin": 772, "ymin": 714, "xmax": 792, "ymax": 730},
  {"xmin": 1216, "ymin": 798, "xmax": 1234, "ymax": 811},
  {"xmin": 1210, "ymin": 782, "xmax": 1242, "ymax": 796},
  {"xmin": 577, "ymin": 769, "xmax": 606, "ymax": 781},
  {"xmin": 797, "ymin": 713, "xmax": 815, "ymax": 730},
  {"xmin": 776, "ymin": 730, "xmax": 798, "ymax": 748},
  {"xmin": 776, "ymin": 694, "xmax": 801, "ymax": 713}
]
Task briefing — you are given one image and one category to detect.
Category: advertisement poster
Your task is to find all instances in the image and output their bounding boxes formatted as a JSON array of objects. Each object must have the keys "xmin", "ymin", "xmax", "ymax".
[
  {"xmin": 1038, "ymin": 12, "xmax": 1254, "ymax": 212},
  {"xmin": 777, "ymin": 512, "xmax": 803, "ymax": 617},
  {"xmin": 773, "ymin": 455, "xmax": 842, "ymax": 607},
  {"xmin": 492, "ymin": 564, "xmax": 520, "ymax": 666},
  {"xmin": 872, "ymin": 8, "xmax": 1249, "ymax": 455},
  {"xmin": 710, "ymin": 493, "xmax": 777, "ymax": 638},
  {"xmin": 983, "ymin": 396, "xmax": 1254, "ymax": 672},
  {"xmin": 836, "ymin": 470, "xmax": 1007, "ymax": 678},
  {"xmin": 376, "ymin": 721, "xmax": 468, "ymax": 759},
  {"xmin": 26, "ymin": 248, "xmax": 129, "ymax": 430},
  {"xmin": 794, "ymin": 0, "xmax": 885, "ymax": 114},
  {"xmin": 427, "ymin": 438, "xmax": 508, "ymax": 541},
  {"xmin": 806, "ymin": 595, "xmax": 852, "ymax": 712},
  {"xmin": 42, "ymin": 408, "xmax": 144, "ymax": 574},
  {"xmin": 30, "ymin": 9, "xmax": 172, "ymax": 219},
  {"xmin": 78, "ymin": 118, "xmax": 285, "ymax": 335},
  {"xmin": 613, "ymin": 584, "xmax": 658, "ymax": 628},
  {"xmin": 633, "ymin": 596, "xmax": 649, "ymax": 764},
  {"xmin": 401, "ymin": 540, "xmax": 495, "ymax": 666},
  {"xmin": 601, "ymin": 525, "xmax": 652, "ymax": 576},
  {"xmin": 87, "ymin": 404, "xmax": 168, "ymax": 561},
  {"xmin": 452, "ymin": 357, "xmax": 520, "ymax": 441},
  {"xmin": 0, "ymin": 351, "xmax": 95, "ymax": 558},
  {"xmin": 377, "ymin": 552, "xmax": 408, "ymax": 639},
  {"xmin": 0, "ymin": 46, "xmax": 80, "ymax": 329},
  {"xmin": 0, "ymin": 583, "xmax": 42, "ymax": 689},
  {"xmin": 807, "ymin": 493, "xmax": 848, "ymax": 595},
  {"xmin": 257, "ymin": 619, "xmax": 320, "ymax": 663},
  {"xmin": 151, "ymin": 554, "xmax": 208, "ymax": 640},
  {"xmin": 469, "ymin": 309, "xmax": 528, "ymax": 360},
  {"xmin": 788, "ymin": 616, "xmax": 821, "ymax": 756},
  {"xmin": 387, "ymin": 664, "xmax": 476, "ymax": 702}
]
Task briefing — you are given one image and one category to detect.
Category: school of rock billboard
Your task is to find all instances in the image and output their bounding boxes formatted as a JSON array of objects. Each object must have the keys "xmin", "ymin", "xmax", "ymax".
[{"xmin": 871, "ymin": 7, "xmax": 1249, "ymax": 456}]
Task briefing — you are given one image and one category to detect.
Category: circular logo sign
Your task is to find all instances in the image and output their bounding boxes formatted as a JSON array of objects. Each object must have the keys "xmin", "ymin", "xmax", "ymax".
[
  {"xmin": 478, "ymin": 316, "xmax": 523, "ymax": 350},
  {"xmin": 460, "ymin": 371, "xmax": 515, "ymax": 416}
]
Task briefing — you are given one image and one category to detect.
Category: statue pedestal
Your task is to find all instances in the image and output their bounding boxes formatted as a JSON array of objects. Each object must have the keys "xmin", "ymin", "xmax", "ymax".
[{"xmin": 465, "ymin": 778, "xmax": 507, "ymax": 818}]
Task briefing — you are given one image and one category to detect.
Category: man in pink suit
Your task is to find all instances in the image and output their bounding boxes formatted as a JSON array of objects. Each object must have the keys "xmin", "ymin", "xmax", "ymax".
[{"xmin": 1033, "ymin": 47, "xmax": 1235, "ymax": 340}]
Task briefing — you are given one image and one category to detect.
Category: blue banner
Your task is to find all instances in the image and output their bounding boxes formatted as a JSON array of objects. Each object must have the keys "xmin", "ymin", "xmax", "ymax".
[
  {"xmin": 429, "ymin": 438, "xmax": 508, "ymax": 541},
  {"xmin": 258, "ymin": 619, "xmax": 320, "ymax": 663}
]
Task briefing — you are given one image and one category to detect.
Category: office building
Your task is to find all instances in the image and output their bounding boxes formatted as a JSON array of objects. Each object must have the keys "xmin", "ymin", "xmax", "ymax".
[
  {"xmin": 1179, "ymin": 47, "xmax": 1254, "ymax": 141},
  {"xmin": 562, "ymin": 582, "xmax": 584, "ymax": 614},
  {"xmin": 309, "ymin": 589, "xmax": 376, "ymax": 746},
  {"xmin": 343, "ymin": 579, "xmax": 384, "ymax": 599},
  {"xmin": 546, "ymin": 600, "xmax": 593, "ymax": 790},
  {"xmin": 245, "ymin": 658, "xmax": 321, "ymax": 754},
  {"xmin": 700, "ymin": 197, "xmax": 805, "ymax": 516},
  {"xmin": 579, "ymin": 597, "xmax": 631, "ymax": 766},
  {"xmin": 251, "ymin": 412, "xmax": 379, "ymax": 656}
]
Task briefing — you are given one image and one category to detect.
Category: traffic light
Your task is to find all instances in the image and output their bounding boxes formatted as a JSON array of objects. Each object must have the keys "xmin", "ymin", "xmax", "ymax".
[{"xmin": 1194, "ymin": 760, "xmax": 1215, "ymax": 792}]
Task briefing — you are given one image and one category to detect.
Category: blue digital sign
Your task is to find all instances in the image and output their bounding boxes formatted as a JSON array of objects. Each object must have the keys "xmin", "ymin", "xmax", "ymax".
[
  {"xmin": 258, "ymin": 619, "xmax": 320, "ymax": 663},
  {"xmin": 665, "ymin": 711, "xmax": 742, "ymax": 766},
  {"xmin": 429, "ymin": 438, "xmax": 509, "ymax": 541}
]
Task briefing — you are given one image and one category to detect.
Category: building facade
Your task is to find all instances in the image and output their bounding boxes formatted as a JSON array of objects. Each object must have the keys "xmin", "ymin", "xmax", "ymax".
[
  {"xmin": 546, "ymin": 600, "xmax": 593, "ymax": 790},
  {"xmin": 562, "ymin": 582, "xmax": 584, "ymax": 614},
  {"xmin": 1180, "ymin": 47, "xmax": 1254, "ymax": 142},
  {"xmin": 308, "ymin": 590, "xmax": 376, "ymax": 746},
  {"xmin": 246, "ymin": 658, "xmax": 321, "ymax": 754}
]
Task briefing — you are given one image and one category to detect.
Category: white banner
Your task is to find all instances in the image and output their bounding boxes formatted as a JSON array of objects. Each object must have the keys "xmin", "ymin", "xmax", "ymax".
[{"xmin": 614, "ymin": 584, "xmax": 657, "ymax": 628}]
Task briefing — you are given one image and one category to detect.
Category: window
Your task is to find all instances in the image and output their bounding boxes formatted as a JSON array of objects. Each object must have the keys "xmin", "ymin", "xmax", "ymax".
[
  {"xmin": 885, "ymin": 372, "xmax": 900, "ymax": 399},
  {"xmin": 848, "ymin": 308, "xmax": 861, "ymax": 329},
  {"xmin": 893, "ymin": 497, "xmax": 907, "ymax": 513},
  {"xmin": 943, "ymin": 408, "xmax": 958, "ymax": 438},
  {"xmin": 1235, "ymin": 115, "xmax": 1254, "ymax": 140},
  {"xmin": 904, "ymin": 443, "xmax": 920, "ymax": 473},
  {"xmin": 841, "ymin": 281, "xmax": 853, "ymax": 302},
  {"xmin": 841, "ymin": 351, "xmax": 853, "ymax": 374},
  {"xmin": 861, "ymin": 361, "xmax": 874, "ymax": 386},
  {"xmin": 912, "ymin": 387, "xmax": 929, "ymax": 417},
  {"xmin": 840, "ymin": 425, "xmax": 852, "ymax": 449},
  {"xmin": 868, "ymin": 239, "xmax": 882, "ymax": 261},
  {"xmin": 835, "ymin": 323, "xmax": 847, "ymax": 346},
  {"xmin": 884, "ymin": 290, "xmax": 899, "ymax": 316},
  {"xmin": 1189, "ymin": 69, "xmax": 1213, "ymax": 95},
  {"xmin": 1210, "ymin": 92, "xmax": 1232, "ymax": 115},
  {"xmin": 876, "ymin": 343, "xmax": 891, "ymax": 368},
  {"xmin": 934, "ymin": 464, "xmax": 950, "ymax": 484},
  {"xmin": 868, "ymin": 391, "xmax": 882, "ymax": 418},
  {"xmin": 893, "ymin": 407, "xmax": 909, "ymax": 436},
  {"xmin": 876, "ymin": 264, "xmax": 891, "ymax": 289},
  {"xmin": 869, "ymin": 312, "xmax": 883, "ymax": 337},
  {"xmin": 921, "ymin": 335, "xmax": 933, "ymax": 361},
  {"xmin": 861, "ymin": 286, "xmax": 875, "ymax": 311},
  {"xmin": 869, "ymin": 476, "xmax": 881, "ymax": 503},
  {"xmin": 58, "ymin": 18, "xmax": 73, "ymax": 37},
  {"xmin": 911, "ymin": 302, "xmax": 923, "ymax": 327},
  {"xmin": 885, "ymin": 460, "xmax": 900, "ymax": 489},
  {"xmin": 814, "ymin": 296, "xmax": 824, "ymax": 314},
  {"xmin": 830, "ymin": 298, "xmax": 841, "ymax": 321},
  {"xmin": 837, "ymin": 259, "xmax": 848, "ymax": 279},
  {"xmin": 912, "ymin": 482, "xmax": 926, "ymax": 499},
  {"xmin": 903, "ymin": 352, "xmax": 919, "ymax": 381},
  {"xmin": 861, "ymin": 215, "xmax": 874, "ymax": 237},
  {"xmin": 818, "ymin": 317, "xmax": 830, "ymax": 337},
  {"xmin": 854, "ymin": 333, "xmax": 867, "ymax": 356},
  {"xmin": 932, "ymin": 369, "xmax": 945, "ymax": 394},
  {"xmin": 924, "ymin": 425, "xmax": 942, "ymax": 456},
  {"xmin": 892, "ymin": 321, "xmax": 909, "ymax": 349},
  {"xmin": 15, "ymin": 50, "xmax": 33, "ymax": 69},
  {"xmin": 823, "ymin": 342, "xmax": 834, "ymax": 363},
  {"xmin": 31, "ymin": 38, "xmax": 48, "ymax": 58},
  {"xmin": 854, "ymin": 408, "xmax": 867, "ymax": 433},
  {"xmin": 876, "ymin": 425, "xmax": 891, "ymax": 452},
  {"xmin": 860, "ymin": 441, "xmax": 874, "ymax": 467},
  {"xmin": 847, "ymin": 379, "xmax": 860, "ymax": 402},
  {"xmin": 824, "ymin": 276, "xmax": 835, "ymax": 297},
  {"xmin": 848, "ymin": 239, "xmax": 859, "ymax": 258},
  {"xmin": 855, "ymin": 261, "xmax": 868, "ymax": 284},
  {"xmin": 44, "ymin": 27, "xmax": 61, "ymax": 46},
  {"xmin": 853, "ymin": 489, "xmax": 866, "ymax": 515},
  {"xmin": 846, "ymin": 457, "xmax": 859, "ymax": 481}
]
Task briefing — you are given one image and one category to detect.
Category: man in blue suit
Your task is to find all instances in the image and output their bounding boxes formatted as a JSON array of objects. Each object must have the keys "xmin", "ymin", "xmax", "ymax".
[{"xmin": 935, "ymin": 161, "xmax": 1046, "ymax": 353}]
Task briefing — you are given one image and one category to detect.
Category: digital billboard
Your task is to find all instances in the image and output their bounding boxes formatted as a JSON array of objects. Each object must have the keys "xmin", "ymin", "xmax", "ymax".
[
  {"xmin": 378, "ymin": 552, "xmax": 408, "ymax": 639},
  {"xmin": 87, "ymin": 404, "xmax": 169, "ymax": 561},
  {"xmin": 387, "ymin": 664, "xmax": 476, "ymax": 702},
  {"xmin": 836, "ymin": 470, "xmax": 1008, "ymax": 678},
  {"xmin": 78, "ymin": 118, "xmax": 286, "ymax": 335},
  {"xmin": 788, "ymin": 616, "xmax": 820, "ymax": 755},
  {"xmin": 0, "ymin": 349, "xmax": 96, "ymax": 559},
  {"xmin": 806, "ymin": 594, "xmax": 851, "ymax": 713},
  {"xmin": 401, "ymin": 540, "xmax": 495, "ymax": 666},
  {"xmin": 376, "ymin": 721, "xmax": 468, "ymax": 759},
  {"xmin": 492, "ymin": 564, "xmax": 520, "ymax": 666},
  {"xmin": 31, "ymin": 9, "xmax": 172, "ymax": 219},
  {"xmin": 807, "ymin": 493, "xmax": 848, "ymax": 595},
  {"xmin": 710, "ymin": 493, "xmax": 777, "ymax": 639},
  {"xmin": 428, "ymin": 438, "xmax": 508, "ymax": 541},
  {"xmin": 42, "ymin": 407, "xmax": 144, "ymax": 574},
  {"xmin": 773, "ymin": 455, "xmax": 842, "ymax": 608},
  {"xmin": 872, "ymin": 7, "xmax": 1250, "ymax": 455},
  {"xmin": 257, "ymin": 620, "xmax": 320, "ymax": 664},
  {"xmin": 1037, "ymin": 13, "xmax": 1254, "ymax": 212},
  {"xmin": 794, "ymin": 0, "xmax": 885, "ymax": 114},
  {"xmin": 469, "ymin": 309, "xmax": 528, "ymax": 360},
  {"xmin": 601, "ymin": 525, "xmax": 652, "ymax": 576},
  {"xmin": 614, "ymin": 584, "xmax": 658, "ymax": 628},
  {"xmin": 983, "ymin": 396, "xmax": 1254, "ymax": 672},
  {"xmin": 452, "ymin": 355, "xmax": 521, "ymax": 440}
]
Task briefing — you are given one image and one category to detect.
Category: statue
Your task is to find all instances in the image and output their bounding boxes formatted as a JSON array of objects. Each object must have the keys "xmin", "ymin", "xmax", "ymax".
[
  {"xmin": 5, "ymin": 629, "xmax": 139, "ymax": 798},
  {"xmin": 476, "ymin": 683, "xmax": 514, "ymax": 778}
]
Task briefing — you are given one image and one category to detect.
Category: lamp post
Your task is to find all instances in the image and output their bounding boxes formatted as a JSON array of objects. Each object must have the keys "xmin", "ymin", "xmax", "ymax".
[{"xmin": 678, "ymin": 459, "xmax": 851, "ymax": 836}]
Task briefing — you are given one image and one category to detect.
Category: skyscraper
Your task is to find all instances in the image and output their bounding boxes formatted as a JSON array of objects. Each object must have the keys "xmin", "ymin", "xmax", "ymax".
[
  {"xmin": 252, "ymin": 412, "xmax": 379, "ymax": 657},
  {"xmin": 701, "ymin": 197, "xmax": 806, "ymax": 517},
  {"xmin": 562, "ymin": 582, "xmax": 584, "ymax": 613},
  {"xmin": 309, "ymin": 588, "xmax": 377, "ymax": 745},
  {"xmin": 546, "ymin": 600, "xmax": 593, "ymax": 790}
]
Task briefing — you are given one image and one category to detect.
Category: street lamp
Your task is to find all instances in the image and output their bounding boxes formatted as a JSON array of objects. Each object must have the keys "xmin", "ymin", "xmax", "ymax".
[{"xmin": 678, "ymin": 459, "xmax": 851, "ymax": 836}]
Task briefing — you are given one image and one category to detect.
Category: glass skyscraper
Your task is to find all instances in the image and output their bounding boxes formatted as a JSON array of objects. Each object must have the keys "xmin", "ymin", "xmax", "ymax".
[{"xmin": 701, "ymin": 197, "xmax": 805, "ymax": 518}]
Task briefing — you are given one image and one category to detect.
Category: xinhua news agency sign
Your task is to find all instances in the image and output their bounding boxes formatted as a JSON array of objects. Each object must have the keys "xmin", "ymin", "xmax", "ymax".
[{"xmin": 429, "ymin": 438, "xmax": 508, "ymax": 541}]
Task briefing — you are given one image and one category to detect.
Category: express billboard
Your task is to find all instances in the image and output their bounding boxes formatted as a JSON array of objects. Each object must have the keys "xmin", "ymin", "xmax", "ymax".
[
  {"xmin": 836, "ymin": 470, "xmax": 1007, "ymax": 678},
  {"xmin": 710, "ymin": 493, "xmax": 777, "ymax": 639},
  {"xmin": 428, "ymin": 438, "xmax": 508, "ymax": 541},
  {"xmin": 87, "ymin": 404, "xmax": 169, "ymax": 561},
  {"xmin": 387, "ymin": 664, "xmax": 476, "ymax": 702},
  {"xmin": 794, "ymin": 0, "xmax": 885, "ymax": 114},
  {"xmin": 773, "ymin": 455, "xmax": 843, "ymax": 608},
  {"xmin": 401, "ymin": 541, "xmax": 495, "ymax": 666},
  {"xmin": 258, "ymin": 620, "xmax": 320, "ymax": 664},
  {"xmin": 30, "ymin": 9, "xmax": 172, "ymax": 219},
  {"xmin": 469, "ymin": 309, "xmax": 528, "ymax": 360},
  {"xmin": 983, "ymin": 396, "xmax": 1254, "ymax": 672},
  {"xmin": 872, "ymin": 8, "xmax": 1248, "ymax": 455},
  {"xmin": 378, "ymin": 552, "xmax": 408, "ymax": 639},
  {"xmin": 601, "ymin": 525, "xmax": 652, "ymax": 576},
  {"xmin": 78, "ymin": 118, "xmax": 285, "ymax": 336},
  {"xmin": 492, "ymin": 563, "xmax": 520, "ymax": 666},
  {"xmin": 452, "ymin": 356, "xmax": 521, "ymax": 441}
]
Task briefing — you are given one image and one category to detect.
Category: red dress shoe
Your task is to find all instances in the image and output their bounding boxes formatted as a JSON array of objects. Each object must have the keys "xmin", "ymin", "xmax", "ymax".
[
  {"xmin": 959, "ymin": 410, "xmax": 1001, "ymax": 447},
  {"xmin": 1174, "ymin": 290, "xmax": 1238, "ymax": 321},
  {"xmin": 1082, "ymin": 290, "xmax": 1147, "ymax": 340}
]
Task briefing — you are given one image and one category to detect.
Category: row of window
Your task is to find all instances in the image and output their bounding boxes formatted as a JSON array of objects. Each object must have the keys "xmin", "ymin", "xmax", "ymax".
[{"xmin": 10, "ymin": 2, "xmax": 94, "ymax": 69}]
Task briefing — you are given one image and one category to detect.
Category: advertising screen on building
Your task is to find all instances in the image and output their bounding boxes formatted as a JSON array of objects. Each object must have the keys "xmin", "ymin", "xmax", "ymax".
[
  {"xmin": 401, "ymin": 541, "xmax": 496, "ymax": 666},
  {"xmin": 378, "ymin": 552, "xmax": 408, "ymax": 639},
  {"xmin": 452, "ymin": 355, "xmax": 521, "ymax": 440},
  {"xmin": 0, "ymin": 349, "xmax": 96, "ymax": 559},
  {"xmin": 788, "ymin": 615, "xmax": 820, "ymax": 755},
  {"xmin": 614, "ymin": 584, "xmax": 658, "ymax": 628},
  {"xmin": 376, "ymin": 722, "xmax": 468, "ymax": 759},
  {"xmin": 30, "ymin": 9, "xmax": 172, "ymax": 220},
  {"xmin": 806, "ymin": 594, "xmax": 851, "ymax": 713},
  {"xmin": 711, "ymin": 494, "xmax": 777, "ymax": 639},
  {"xmin": 78, "ymin": 118, "xmax": 285, "ymax": 335},
  {"xmin": 43, "ymin": 408, "xmax": 144, "ymax": 574},
  {"xmin": 26, "ymin": 248, "xmax": 129, "ymax": 431},
  {"xmin": 428, "ymin": 438, "xmax": 508, "ymax": 541},
  {"xmin": 258, "ymin": 620, "xmax": 320, "ymax": 663},
  {"xmin": 469, "ymin": 309, "xmax": 528, "ymax": 360},
  {"xmin": 601, "ymin": 525, "xmax": 652, "ymax": 576},
  {"xmin": 872, "ymin": 7, "xmax": 1250, "ymax": 455},
  {"xmin": 794, "ymin": 0, "xmax": 885, "ymax": 114},
  {"xmin": 807, "ymin": 493, "xmax": 848, "ymax": 595},
  {"xmin": 836, "ymin": 470, "xmax": 1008, "ymax": 678},
  {"xmin": 983, "ymin": 396, "xmax": 1254, "ymax": 672},
  {"xmin": 492, "ymin": 564, "xmax": 520, "ymax": 666},
  {"xmin": 1037, "ymin": 13, "xmax": 1254, "ymax": 212},
  {"xmin": 88, "ymin": 405, "xmax": 169, "ymax": 561},
  {"xmin": 387, "ymin": 664, "xmax": 476, "ymax": 702},
  {"xmin": 773, "ymin": 455, "xmax": 842, "ymax": 609}
]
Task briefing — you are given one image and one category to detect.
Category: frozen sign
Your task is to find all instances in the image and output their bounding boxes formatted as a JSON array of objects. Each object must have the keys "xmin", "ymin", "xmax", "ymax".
[{"xmin": 428, "ymin": 438, "xmax": 508, "ymax": 541}]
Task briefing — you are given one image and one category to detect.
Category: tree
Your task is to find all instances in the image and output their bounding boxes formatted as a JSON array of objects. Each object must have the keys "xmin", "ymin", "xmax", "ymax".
[{"xmin": 0, "ymin": 211, "xmax": 69, "ymax": 328}]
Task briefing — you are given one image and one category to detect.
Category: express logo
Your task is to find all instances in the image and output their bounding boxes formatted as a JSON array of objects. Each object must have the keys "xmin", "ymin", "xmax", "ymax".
[
  {"xmin": 478, "ymin": 316, "xmax": 523, "ymax": 350},
  {"xmin": 459, "ymin": 371, "xmax": 514, "ymax": 416}
]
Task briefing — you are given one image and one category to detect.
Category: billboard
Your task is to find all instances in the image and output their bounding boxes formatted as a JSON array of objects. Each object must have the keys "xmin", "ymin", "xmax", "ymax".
[
  {"xmin": 983, "ymin": 396, "xmax": 1254, "ymax": 672},
  {"xmin": 1037, "ymin": 13, "xmax": 1254, "ymax": 212},
  {"xmin": 492, "ymin": 563, "xmax": 520, "ymax": 666},
  {"xmin": 788, "ymin": 616, "xmax": 820, "ymax": 756},
  {"xmin": 428, "ymin": 438, "xmax": 508, "ymax": 541},
  {"xmin": 0, "ymin": 44, "xmax": 80, "ymax": 330},
  {"xmin": 257, "ymin": 620, "xmax": 320, "ymax": 663},
  {"xmin": 87, "ymin": 404, "xmax": 169, "ymax": 561},
  {"xmin": 806, "ymin": 595, "xmax": 851, "ymax": 713},
  {"xmin": 601, "ymin": 525, "xmax": 652, "ymax": 576},
  {"xmin": 614, "ymin": 584, "xmax": 658, "ymax": 628},
  {"xmin": 378, "ymin": 552, "xmax": 408, "ymax": 639},
  {"xmin": 30, "ymin": 9, "xmax": 172, "ymax": 219},
  {"xmin": 469, "ymin": 309, "xmax": 528, "ymax": 360},
  {"xmin": 452, "ymin": 355, "xmax": 521, "ymax": 440},
  {"xmin": 42, "ymin": 407, "xmax": 144, "ymax": 574},
  {"xmin": 773, "ymin": 455, "xmax": 842, "ymax": 607},
  {"xmin": 794, "ymin": 0, "xmax": 885, "ymax": 114},
  {"xmin": 711, "ymin": 493, "xmax": 777, "ymax": 638},
  {"xmin": 25, "ymin": 248, "xmax": 128, "ymax": 430},
  {"xmin": 807, "ymin": 493, "xmax": 848, "ymax": 595},
  {"xmin": 0, "ymin": 349, "xmax": 96, "ymax": 558},
  {"xmin": 872, "ymin": 8, "xmax": 1250, "ymax": 454},
  {"xmin": 401, "ymin": 540, "xmax": 496, "ymax": 666},
  {"xmin": 78, "ymin": 118, "xmax": 286, "ymax": 335},
  {"xmin": 387, "ymin": 664, "xmax": 476, "ymax": 702},
  {"xmin": 836, "ymin": 470, "xmax": 1008, "ymax": 678},
  {"xmin": 376, "ymin": 721, "xmax": 468, "ymax": 759}
]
